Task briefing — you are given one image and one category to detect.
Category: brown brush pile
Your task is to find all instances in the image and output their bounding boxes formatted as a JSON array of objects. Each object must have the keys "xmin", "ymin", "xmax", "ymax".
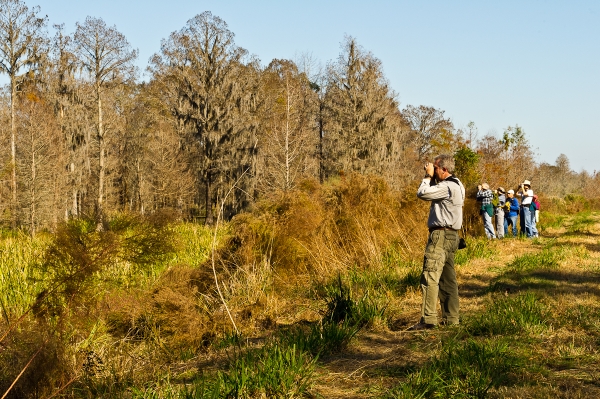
[
  {"xmin": 225, "ymin": 175, "xmax": 425, "ymax": 276},
  {"xmin": 138, "ymin": 175, "xmax": 427, "ymax": 341}
]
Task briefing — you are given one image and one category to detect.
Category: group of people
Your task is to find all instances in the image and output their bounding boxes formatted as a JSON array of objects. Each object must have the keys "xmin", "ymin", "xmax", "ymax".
[{"xmin": 476, "ymin": 180, "xmax": 540, "ymax": 239}]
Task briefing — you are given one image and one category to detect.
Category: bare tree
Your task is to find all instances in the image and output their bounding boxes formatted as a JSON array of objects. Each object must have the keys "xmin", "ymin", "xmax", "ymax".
[
  {"xmin": 474, "ymin": 125, "xmax": 535, "ymax": 190},
  {"xmin": 149, "ymin": 11, "xmax": 258, "ymax": 223},
  {"xmin": 259, "ymin": 59, "xmax": 318, "ymax": 191},
  {"xmin": 402, "ymin": 105, "xmax": 454, "ymax": 161},
  {"xmin": 47, "ymin": 24, "xmax": 89, "ymax": 219},
  {"xmin": 324, "ymin": 36, "xmax": 406, "ymax": 184},
  {"xmin": 295, "ymin": 52, "xmax": 326, "ymax": 183},
  {"xmin": 16, "ymin": 88, "xmax": 62, "ymax": 235},
  {"xmin": 72, "ymin": 16, "xmax": 137, "ymax": 228},
  {"xmin": 119, "ymin": 81, "xmax": 196, "ymax": 215},
  {"xmin": 0, "ymin": 0, "xmax": 47, "ymax": 228},
  {"xmin": 536, "ymin": 154, "xmax": 576, "ymax": 196},
  {"xmin": 0, "ymin": 91, "xmax": 10, "ymax": 225}
]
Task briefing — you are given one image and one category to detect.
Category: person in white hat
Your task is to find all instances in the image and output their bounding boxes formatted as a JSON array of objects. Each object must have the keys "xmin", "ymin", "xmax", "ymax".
[{"xmin": 517, "ymin": 180, "xmax": 535, "ymax": 237}]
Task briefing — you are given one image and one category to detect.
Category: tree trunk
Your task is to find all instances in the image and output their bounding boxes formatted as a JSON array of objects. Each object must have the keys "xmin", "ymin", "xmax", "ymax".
[
  {"xmin": 137, "ymin": 159, "xmax": 144, "ymax": 214},
  {"xmin": 30, "ymin": 130, "xmax": 36, "ymax": 236},
  {"xmin": 97, "ymin": 90, "xmax": 105, "ymax": 230},
  {"xmin": 319, "ymin": 101, "xmax": 324, "ymax": 184},
  {"xmin": 285, "ymin": 81, "xmax": 291, "ymax": 190},
  {"xmin": 10, "ymin": 75, "xmax": 17, "ymax": 229},
  {"xmin": 72, "ymin": 186, "xmax": 78, "ymax": 218},
  {"xmin": 204, "ymin": 176, "xmax": 213, "ymax": 225}
]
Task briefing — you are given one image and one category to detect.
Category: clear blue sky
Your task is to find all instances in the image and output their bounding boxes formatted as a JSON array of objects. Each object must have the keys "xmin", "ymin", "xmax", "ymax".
[{"xmin": 22, "ymin": 0, "xmax": 600, "ymax": 173}]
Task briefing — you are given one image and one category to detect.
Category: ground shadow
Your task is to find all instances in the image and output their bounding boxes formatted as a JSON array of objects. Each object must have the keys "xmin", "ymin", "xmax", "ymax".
[
  {"xmin": 584, "ymin": 242, "xmax": 600, "ymax": 253},
  {"xmin": 564, "ymin": 231, "xmax": 600, "ymax": 238},
  {"xmin": 489, "ymin": 269, "xmax": 600, "ymax": 297}
]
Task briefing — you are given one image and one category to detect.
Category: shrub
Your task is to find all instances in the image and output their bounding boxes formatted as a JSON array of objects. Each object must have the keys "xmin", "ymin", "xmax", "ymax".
[
  {"xmin": 0, "ymin": 213, "xmax": 178, "ymax": 398},
  {"xmin": 279, "ymin": 275, "xmax": 384, "ymax": 357},
  {"xmin": 566, "ymin": 211, "xmax": 596, "ymax": 234},
  {"xmin": 39, "ymin": 213, "xmax": 177, "ymax": 312},
  {"xmin": 214, "ymin": 174, "xmax": 426, "ymax": 281},
  {"xmin": 0, "ymin": 231, "xmax": 50, "ymax": 320}
]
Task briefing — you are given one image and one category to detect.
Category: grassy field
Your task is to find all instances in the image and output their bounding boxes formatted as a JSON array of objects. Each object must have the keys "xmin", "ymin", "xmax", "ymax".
[
  {"xmin": 1, "ymin": 194, "xmax": 600, "ymax": 398},
  {"xmin": 306, "ymin": 212, "xmax": 600, "ymax": 398},
  {"xmin": 174, "ymin": 210, "xmax": 600, "ymax": 399}
]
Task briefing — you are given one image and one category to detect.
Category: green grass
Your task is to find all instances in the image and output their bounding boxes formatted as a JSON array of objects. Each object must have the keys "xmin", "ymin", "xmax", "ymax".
[
  {"xmin": 539, "ymin": 213, "xmax": 567, "ymax": 230},
  {"xmin": 385, "ymin": 338, "xmax": 521, "ymax": 399},
  {"xmin": 489, "ymin": 245, "xmax": 572, "ymax": 292},
  {"xmin": 3, "ymin": 205, "xmax": 599, "ymax": 398},
  {"xmin": 0, "ymin": 231, "xmax": 51, "ymax": 320},
  {"xmin": 505, "ymin": 246, "xmax": 566, "ymax": 273},
  {"xmin": 130, "ymin": 382, "xmax": 181, "ymax": 399},
  {"xmin": 455, "ymin": 237, "xmax": 495, "ymax": 266},
  {"xmin": 185, "ymin": 343, "xmax": 316, "ymax": 398},
  {"xmin": 345, "ymin": 263, "xmax": 418, "ymax": 295},
  {"xmin": 562, "ymin": 304, "xmax": 600, "ymax": 331},
  {"xmin": 466, "ymin": 292, "xmax": 550, "ymax": 336},
  {"xmin": 567, "ymin": 211, "xmax": 597, "ymax": 234},
  {"xmin": 278, "ymin": 319, "xmax": 361, "ymax": 357},
  {"xmin": 398, "ymin": 262, "xmax": 421, "ymax": 290},
  {"xmin": 170, "ymin": 223, "xmax": 218, "ymax": 268}
]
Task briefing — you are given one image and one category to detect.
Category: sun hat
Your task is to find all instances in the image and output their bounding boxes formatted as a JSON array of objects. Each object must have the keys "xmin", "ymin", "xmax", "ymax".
[
  {"xmin": 508, "ymin": 189, "xmax": 514, "ymax": 194},
  {"xmin": 522, "ymin": 180, "xmax": 531, "ymax": 186},
  {"xmin": 497, "ymin": 187, "xmax": 505, "ymax": 193}
]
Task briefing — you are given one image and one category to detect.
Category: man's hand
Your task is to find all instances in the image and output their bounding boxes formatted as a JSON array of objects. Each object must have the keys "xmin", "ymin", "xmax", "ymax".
[
  {"xmin": 424, "ymin": 162, "xmax": 434, "ymax": 177},
  {"xmin": 477, "ymin": 185, "xmax": 482, "ymax": 191}
]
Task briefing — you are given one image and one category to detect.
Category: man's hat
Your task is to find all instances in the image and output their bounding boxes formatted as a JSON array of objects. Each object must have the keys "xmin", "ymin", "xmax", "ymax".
[
  {"xmin": 508, "ymin": 189, "xmax": 515, "ymax": 194},
  {"xmin": 497, "ymin": 187, "xmax": 505, "ymax": 193},
  {"xmin": 522, "ymin": 180, "xmax": 531, "ymax": 186}
]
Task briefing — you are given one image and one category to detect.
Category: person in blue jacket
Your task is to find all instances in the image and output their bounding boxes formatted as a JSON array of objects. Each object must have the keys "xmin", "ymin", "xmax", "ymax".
[{"xmin": 503, "ymin": 189, "xmax": 520, "ymax": 237}]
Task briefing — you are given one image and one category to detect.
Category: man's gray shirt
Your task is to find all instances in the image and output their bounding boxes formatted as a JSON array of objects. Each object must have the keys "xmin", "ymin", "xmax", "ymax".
[{"xmin": 417, "ymin": 176, "xmax": 465, "ymax": 230}]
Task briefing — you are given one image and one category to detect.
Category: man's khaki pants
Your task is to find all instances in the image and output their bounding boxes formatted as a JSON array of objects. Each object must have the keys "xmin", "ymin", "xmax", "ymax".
[{"xmin": 420, "ymin": 229, "xmax": 460, "ymax": 325}]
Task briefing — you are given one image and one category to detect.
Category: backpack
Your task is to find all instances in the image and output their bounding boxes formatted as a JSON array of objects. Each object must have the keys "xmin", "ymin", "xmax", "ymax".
[{"xmin": 481, "ymin": 203, "xmax": 494, "ymax": 217}]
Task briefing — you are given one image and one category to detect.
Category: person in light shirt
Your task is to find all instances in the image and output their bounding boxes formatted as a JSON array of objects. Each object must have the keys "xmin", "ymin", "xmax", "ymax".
[
  {"xmin": 494, "ymin": 187, "xmax": 506, "ymax": 239},
  {"xmin": 409, "ymin": 154, "xmax": 465, "ymax": 331},
  {"xmin": 517, "ymin": 180, "xmax": 534, "ymax": 238}
]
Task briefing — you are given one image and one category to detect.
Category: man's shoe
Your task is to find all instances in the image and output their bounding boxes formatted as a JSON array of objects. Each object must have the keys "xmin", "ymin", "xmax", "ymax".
[
  {"xmin": 408, "ymin": 322, "xmax": 436, "ymax": 331},
  {"xmin": 440, "ymin": 320, "xmax": 460, "ymax": 327}
]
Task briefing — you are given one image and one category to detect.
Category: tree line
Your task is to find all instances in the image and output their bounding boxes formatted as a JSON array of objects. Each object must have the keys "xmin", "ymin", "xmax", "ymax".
[{"xmin": 0, "ymin": 0, "xmax": 597, "ymax": 234}]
